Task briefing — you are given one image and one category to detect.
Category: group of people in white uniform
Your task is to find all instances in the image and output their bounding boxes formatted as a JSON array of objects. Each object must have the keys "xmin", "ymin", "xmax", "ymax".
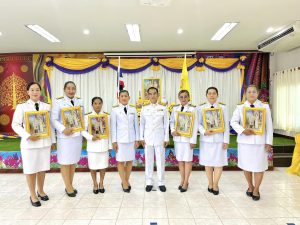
[{"xmin": 12, "ymin": 81, "xmax": 273, "ymax": 207}]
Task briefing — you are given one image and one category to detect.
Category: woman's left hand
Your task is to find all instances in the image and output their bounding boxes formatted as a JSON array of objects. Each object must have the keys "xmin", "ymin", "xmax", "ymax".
[
  {"xmin": 51, "ymin": 144, "xmax": 56, "ymax": 151},
  {"xmin": 265, "ymin": 144, "xmax": 273, "ymax": 152},
  {"xmin": 223, "ymin": 143, "xmax": 229, "ymax": 150},
  {"xmin": 190, "ymin": 143, "xmax": 196, "ymax": 149}
]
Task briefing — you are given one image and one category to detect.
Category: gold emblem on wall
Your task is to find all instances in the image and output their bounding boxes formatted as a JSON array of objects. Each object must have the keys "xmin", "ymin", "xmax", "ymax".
[
  {"xmin": 0, "ymin": 73, "xmax": 28, "ymax": 109},
  {"xmin": 0, "ymin": 114, "xmax": 10, "ymax": 126}
]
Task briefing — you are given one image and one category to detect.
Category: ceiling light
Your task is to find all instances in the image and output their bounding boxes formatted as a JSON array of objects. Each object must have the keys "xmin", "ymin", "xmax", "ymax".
[
  {"xmin": 83, "ymin": 29, "xmax": 90, "ymax": 35},
  {"xmin": 0, "ymin": 32, "xmax": 2, "ymax": 36},
  {"xmin": 266, "ymin": 27, "xmax": 274, "ymax": 33},
  {"xmin": 125, "ymin": 24, "xmax": 141, "ymax": 42},
  {"xmin": 211, "ymin": 22, "xmax": 238, "ymax": 41},
  {"xmin": 25, "ymin": 25, "xmax": 60, "ymax": 42},
  {"xmin": 177, "ymin": 28, "xmax": 183, "ymax": 34}
]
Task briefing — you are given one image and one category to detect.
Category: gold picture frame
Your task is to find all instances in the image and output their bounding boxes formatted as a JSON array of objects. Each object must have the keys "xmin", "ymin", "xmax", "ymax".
[
  {"xmin": 243, "ymin": 107, "xmax": 266, "ymax": 135},
  {"xmin": 202, "ymin": 107, "xmax": 225, "ymax": 133},
  {"xmin": 88, "ymin": 114, "xmax": 109, "ymax": 139},
  {"xmin": 61, "ymin": 106, "xmax": 84, "ymax": 132},
  {"xmin": 25, "ymin": 110, "xmax": 51, "ymax": 138},
  {"xmin": 142, "ymin": 77, "xmax": 162, "ymax": 101},
  {"xmin": 175, "ymin": 111, "xmax": 195, "ymax": 138}
]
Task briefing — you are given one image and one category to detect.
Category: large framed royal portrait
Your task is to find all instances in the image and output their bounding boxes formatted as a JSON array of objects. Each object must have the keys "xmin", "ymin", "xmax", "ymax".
[
  {"xmin": 243, "ymin": 107, "xmax": 266, "ymax": 135},
  {"xmin": 202, "ymin": 107, "xmax": 225, "ymax": 133},
  {"xmin": 88, "ymin": 114, "xmax": 109, "ymax": 139},
  {"xmin": 61, "ymin": 106, "xmax": 84, "ymax": 132},
  {"xmin": 175, "ymin": 111, "xmax": 195, "ymax": 138},
  {"xmin": 142, "ymin": 77, "xmax": 162, "ymax": 101},
  {"xmin": 25, "ymin": 110, "xmax": 51, "ymax": 138}
]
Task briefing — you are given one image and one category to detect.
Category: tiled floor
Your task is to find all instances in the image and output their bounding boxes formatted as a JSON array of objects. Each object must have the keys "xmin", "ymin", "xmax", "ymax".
[{"xmin": 0, "ymin": 168, "xmax": 300, "ymax": 225}]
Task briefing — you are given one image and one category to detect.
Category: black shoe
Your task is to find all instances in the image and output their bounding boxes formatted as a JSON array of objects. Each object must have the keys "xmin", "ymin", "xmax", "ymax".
[
  {"xmin": 93, "ymin": 189, "xmax": 99, "ymax": 194},
  {"xmin": 207, "ymin": 187, "xmax": 213, "ymax": 193},
  {"xmin": 252, "ymin": 192, "xmax": 260, "ymax": 201},
  {"xmin": 159, "ymin": 185, "xmax": 166, "ymax": 192},
  {"xmin": 246, "ymin": 188, "xmax": 253, "ymax": 197},
  {"xmin": 178, "ymin": 185, "xmax": 182, "ymax": 190},
  {"xmin": 180, "ymin": 187, "xmax": 187, "ymax": 192},
  {"xmin": 128, "ymin": 185, "xmax": 131, "ymax": 191},
  {"xmin": 65, "ymin": 189, "xmax": 76, "ymax": 197},
  {"xmin": 145, "ymin": 185, "xmax": 153, "ymax": 192},
  {"xmin": 99, "ymin": 188, "xmax": 105, "ymax": 193},
  {"xmin": 212, "ymin": 189, "xmax": 219, "ymax": 195},
  {"xmin": 74, "ymin": 189, "xmax": 78, "ymax": 194},
  {"xmin": 37, "ymin": 192, "xmax": 49, "ymax": 201},
  {"xmin": 121, "ymin": 183, "xmax": 130, "ymax": 193},
  {"xmin": 30, "ymin": 197, "xmax": 41, "ymax": 207}
]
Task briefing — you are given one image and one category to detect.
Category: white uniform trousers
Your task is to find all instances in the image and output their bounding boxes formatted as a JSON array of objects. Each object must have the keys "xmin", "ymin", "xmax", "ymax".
[{"xmin": 145, "ymin": 145, "xmax": 165, "ymax": 186}]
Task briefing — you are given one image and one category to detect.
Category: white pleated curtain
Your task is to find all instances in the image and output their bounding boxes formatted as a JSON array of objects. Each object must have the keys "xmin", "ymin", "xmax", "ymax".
[
  {"xmin": 50, "ymin": 67, "xmax": 241, "ymax": 116},
  {"xmin": 272, "ymin": 68, "xmax": 300, "ymax": 135}
]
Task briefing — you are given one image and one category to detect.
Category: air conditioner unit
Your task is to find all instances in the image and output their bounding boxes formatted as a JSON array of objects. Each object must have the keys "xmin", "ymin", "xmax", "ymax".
[{"xmin": 258, "ymin": 21, "xmax": 300, "ymax": 52}]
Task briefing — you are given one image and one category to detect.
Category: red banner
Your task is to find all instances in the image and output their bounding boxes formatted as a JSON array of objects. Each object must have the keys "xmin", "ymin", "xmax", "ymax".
[{"xmin": 0, "ymin": 54, "xmax": 33, "ymax": 134}]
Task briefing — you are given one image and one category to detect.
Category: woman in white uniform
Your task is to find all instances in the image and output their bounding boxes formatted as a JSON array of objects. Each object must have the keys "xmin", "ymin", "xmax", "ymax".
[
  {"xmin": 82, "ymin": 97, "xmax": 112, "ymax": 194},
  {"xmin": 12, "ymin": 82, "xmax": 55, "ymax": 207},
  {"xmin": 198, "ymin": 87, "xmax": 229, "ymax": 195},
  {"xmin": 51, "ymin": 81, "xmax": 84, "ymax": 197},
  {"xmin": 111, "ymin": 90, "xmax": 140, "ymax": 193},
  {"xmin": 230, "ymin": 85, "xmax": 273, "ymax": 201},
  {"xmin": 170, "ymin": 90, "xmax": 198, "ymax": 192}
]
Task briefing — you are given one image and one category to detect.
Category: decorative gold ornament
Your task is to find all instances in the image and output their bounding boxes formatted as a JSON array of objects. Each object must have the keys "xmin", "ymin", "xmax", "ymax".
[
  {"xmin": 21, "ymin": 65, "xmax": 29, "ymax": 73},
  {"xmin": 0, "ymin": 114, "xmax": 10, "ymax": 126}
]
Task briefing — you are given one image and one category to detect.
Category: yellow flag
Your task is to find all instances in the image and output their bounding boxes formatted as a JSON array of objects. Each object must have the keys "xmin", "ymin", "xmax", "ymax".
[
  {"xmin": 12, "ymin": 73, "xmax": 17, "ymax": 109},
  {"xmin": 180, "ymin": 56, "xmax": 191, "ymax": 98}
]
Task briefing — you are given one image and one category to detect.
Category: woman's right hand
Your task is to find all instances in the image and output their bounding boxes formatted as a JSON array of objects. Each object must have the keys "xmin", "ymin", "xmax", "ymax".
[
  {"xmin": 242, "ymin": 129, "xmax": 255, "ymax": 135},
  {"xmin": 63, "ymin": 128, "xmax": 73, "ymax": 136},
  {"xmin": 28, "ymin": 135, "xmax": 39, "ymax": 141},
  {"xmin": 92, "ymin": 135, "xmax": 100, "ymax": 141},
  {"xmin": 112, "ymin": 142, "xmax": 118, "ymax": 153},
  {"xmin": 204, "ymin": 130, "xmax": 215, "ymax": 135},
  {"xmin": 171, "ymin": 131, "xmax": 180, "ymax": 137}
]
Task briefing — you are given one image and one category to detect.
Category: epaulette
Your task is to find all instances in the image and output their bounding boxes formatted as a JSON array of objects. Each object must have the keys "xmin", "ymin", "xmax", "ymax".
[
  {"xmin": 199, "ymin": 102, "xmax": 206, "ymax": 106},
  {"xmin": 219, "ymin": 102, "xmax": 226, "ymax": 105},
  {"xmin": 103, "ymin": 111, "xmax": 110, "ymax": 115},
  {"xmin": 129, "ymin": 104, "xmax": 135, "ymax": 107},
  {"xmin": 143, "ymin": 102, "xmax": 150, "ymax": 106},
  {"xmin": 188, "ymin": 104, "xmax": 196, "ymax": 107},
  {"xmin": 237, "ymin": 102, "xmax": 243, "ymax": 105},
  {"xmin": 85, "ymin": 112, "xmax": 92, "ymax": 115},
  {"xmin": 76, "ymin": 96, "xmax": 81, "ymax": 99},
  {"xmin": 262, "ymin": 102, "xmax": 269, "ymax": 104},
  {"xmin": 113, "ymin": 105, "xmax": 118, "ymax": 108},
  {"xmin": 56, "ymin": 96, "xmax": 63, "ymax": 99},
  {"xmin": 174, "ymin": 104, "xmax": 180, "ymax": 106}
]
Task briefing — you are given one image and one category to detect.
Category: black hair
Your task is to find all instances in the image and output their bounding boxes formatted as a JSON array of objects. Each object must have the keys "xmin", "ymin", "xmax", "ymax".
[
  {"xmin": 206, "ymin": 87, "xmax": 219, "ymax": 96},
  {"xmin": 64, "ymin": 81, "xmax": 76, "ymax": 90},
  {"xmin": 119, "ymin": 90, "xmax": 130, "ymax": 96},
  {"xmin": 91, "ymin": 97, "xmax": 103, "ymax": 105},
  {"xmin": 27, "ymin": 82, "xmax": 41, "ymax": 91},
  {"xmin": 245, "ymin": 84, "xmax": 259, "ymax": 92},
  {"xmin": 178, "ymin": 90, "xmax": 190, "ymax": 97},
  {"xmin": 147, "ymin": 87, "xmax": 159, "ymax": 94}
]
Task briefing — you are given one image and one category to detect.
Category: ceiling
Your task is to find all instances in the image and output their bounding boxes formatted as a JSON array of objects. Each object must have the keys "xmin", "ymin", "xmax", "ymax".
[{"xmin": 0, "ymin": 0, "xmax": 299, "ymax": 53}]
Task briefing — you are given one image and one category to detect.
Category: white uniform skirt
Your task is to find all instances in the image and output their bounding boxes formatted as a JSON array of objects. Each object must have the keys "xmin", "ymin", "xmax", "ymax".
[
  {"xmin": 116, "ymin": 142, "xmax": 135, "ymax": 162},
  {"xmin": 238, "ymin": 143, "xmax": 268, "ymax": 172},
  {"xmin": 88, "ymin": 151, "xmax": 109, "ymax": 170},
  {"xmin": 21, "ymin": 147, "xmax": 51, "ymax": 174},
  {"xmin": 57, "ymin": 136, "xmax": 82, "ymax": 165},
  {"xmin": 174, "ymin": 142, "xmax": 193, "ymax": 162},
  {"xmin": 200, "ymin": 142, "xmax": 228, "ymax": 167}
]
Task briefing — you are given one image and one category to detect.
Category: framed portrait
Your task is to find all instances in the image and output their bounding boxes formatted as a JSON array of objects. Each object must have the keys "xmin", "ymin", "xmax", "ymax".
[
  {"xmin": 202, "ymin": 107, "xmax": 225, "ymax": 133},
  {"xmin": 243, "ymin": 107, "xmax": 266, "ymax": 135},
  {"xmin": 142, "ymin": 78, "xmax": 162, "ymax": 101},
  {"xmin": 88, "ymin": 114, "xmax": 109, "ymax": 139},
  {"xmin": 25, "ymin": 110, "xmax": 51, "ymax": 138},
  {"xmin": 61, "ymin": 106, "xmax": 84, "ymax": 132},
  {"xmin": 175, "ymin": 111, "xmax": 195, "ymax": 138}
]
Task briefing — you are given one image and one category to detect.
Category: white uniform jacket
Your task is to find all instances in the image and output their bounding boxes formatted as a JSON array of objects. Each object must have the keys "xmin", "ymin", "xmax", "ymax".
[
  {"xmin": 140, "ymin": 103, "xmax": 169, "ymax": 146},
  {"xmin": 110, "ymin": 104, "xmax": 139, "ymax": 143}
]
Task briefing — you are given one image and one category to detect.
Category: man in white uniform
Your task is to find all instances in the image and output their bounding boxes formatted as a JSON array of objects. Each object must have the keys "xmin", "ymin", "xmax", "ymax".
[{"xmin": 140, "ymin": 87, "xmax": 169, "ymax": 192}]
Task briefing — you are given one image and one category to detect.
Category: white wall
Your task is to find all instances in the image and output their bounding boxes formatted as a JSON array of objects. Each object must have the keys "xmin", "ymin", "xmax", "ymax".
[{"xmin": 270, "ymin": 47, "xmax": 300, "ymax": 136}]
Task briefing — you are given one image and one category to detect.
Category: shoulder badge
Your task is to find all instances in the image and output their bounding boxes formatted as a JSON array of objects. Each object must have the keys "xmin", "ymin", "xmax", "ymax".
[
  {"xmin": 237, "ymin": 102, "xmax": 243, "ymax": 105},
  {"xmin": 129, "ymin": 103, "xmax": 136, "ymax": 107},
  {"xmin": 199, "ymin": 102, "xmax": 206, "ymax": 106},
  {"xmin": 56, "ymin": 96, "xmax": 63, "ymax": 100},
  {"xmin": 85, "ymin": 112, "xmax": 92, "ymax": 115},
  {"xmin": 219, "ymin": 102, "xmax": 226, "ymax": 105},
  {"xmin": 188, "ymin": 103, "xmax": 196, "ymax": 107},
  {"xmin": 262, "ymin": 102, "xmax": 269, "ymax": 104},
  {"xmin": 113, "ymin": 105, "xmax": 119, "ymax": 108},
  {"xmin": 76, "ymin": 96, "xmax": 81, "ymax": 99},
  {"xmin": 103, "ymin": 111, "xmax": 110, "ymax": 115}
]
